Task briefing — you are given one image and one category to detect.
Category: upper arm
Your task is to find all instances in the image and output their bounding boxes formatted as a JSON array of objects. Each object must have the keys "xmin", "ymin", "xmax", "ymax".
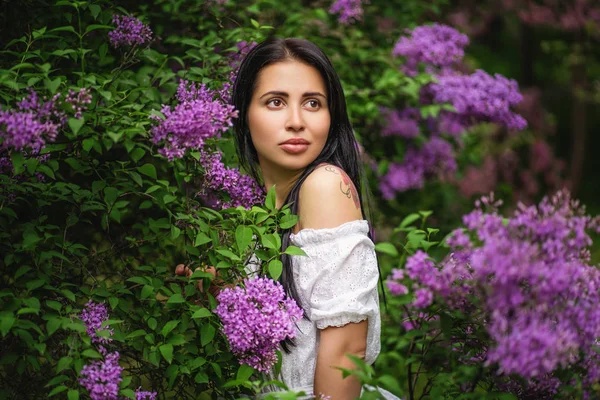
[{"xmin": 298, "ymin": 164, "xmax": 363, "ymax": 230}]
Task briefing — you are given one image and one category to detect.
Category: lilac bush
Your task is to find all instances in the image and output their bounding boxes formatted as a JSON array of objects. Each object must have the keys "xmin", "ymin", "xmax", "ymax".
[
  {"xmin": 214, "ymin": 277, "xmax": 303, "ymax": 372},
  {"xmin": 387, "ymin": 190, "xmax": 600, "ymax": 396},
  {"xmin": 108, "ymin": 15, "xmax": 153, "ymax": 49},
  {"xmin": 379, "ymin": 24, "xmax": 527, "ymax": 198},
  {"xmin": 151, "ymin": 80, "xmax": 238, "ymax": 160}
]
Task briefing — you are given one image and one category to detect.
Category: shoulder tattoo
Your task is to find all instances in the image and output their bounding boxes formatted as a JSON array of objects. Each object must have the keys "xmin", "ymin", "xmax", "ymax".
[{"xmin": 322, "ymin": 165, "xmax": 360, "ymax": 209}]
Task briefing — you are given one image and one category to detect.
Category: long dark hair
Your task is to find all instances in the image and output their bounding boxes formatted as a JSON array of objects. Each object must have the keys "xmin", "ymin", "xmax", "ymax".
[{"xmin": 231, "ymin": 37, "xmax": 376, "ymax": 351}]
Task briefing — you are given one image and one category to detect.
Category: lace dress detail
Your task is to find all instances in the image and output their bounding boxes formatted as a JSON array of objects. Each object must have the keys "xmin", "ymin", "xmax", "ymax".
[{"xmin": 268, "ymin": 220, "xmax": 400, "ymax": 399}]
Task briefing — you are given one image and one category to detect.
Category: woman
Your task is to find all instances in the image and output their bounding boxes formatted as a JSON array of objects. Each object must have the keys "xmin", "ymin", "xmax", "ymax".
[{"xmin": 230, "ymin": 37, "xmax": 399, "ymax": 399}]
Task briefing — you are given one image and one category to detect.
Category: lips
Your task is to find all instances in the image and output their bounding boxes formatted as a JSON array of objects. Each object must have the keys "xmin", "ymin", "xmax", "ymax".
[
  {"xmin": 279, "ymin": 138, "xmax": 310, "ymax": 154},
  {"xmin": 280, "ymin": 138, "xmax": 309, "ymax": 145}
]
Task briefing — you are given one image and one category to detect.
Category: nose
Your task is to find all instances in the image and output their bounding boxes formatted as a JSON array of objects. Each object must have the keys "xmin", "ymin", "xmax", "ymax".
[{"xmin": 285, "ymin": 106, "xmax": 305, "ymax": 132}]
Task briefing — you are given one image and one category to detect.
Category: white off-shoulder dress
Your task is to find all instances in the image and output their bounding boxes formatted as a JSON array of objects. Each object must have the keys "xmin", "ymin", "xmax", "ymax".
[{"xmin": 268, "ymin": 219, "xmax": 400, "ymax": 399}]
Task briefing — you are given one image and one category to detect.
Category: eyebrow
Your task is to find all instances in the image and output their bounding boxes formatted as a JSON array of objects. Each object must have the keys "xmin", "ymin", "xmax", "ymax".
[{"xmin": 259, "ymin": 90, "xmax": 327, "ymax": 100}]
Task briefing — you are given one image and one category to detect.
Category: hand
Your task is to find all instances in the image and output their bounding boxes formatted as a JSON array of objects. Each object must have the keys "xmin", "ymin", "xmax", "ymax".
[{"xmin": 174, "ymin": 264, "xmax": 219, "ymax": 297}]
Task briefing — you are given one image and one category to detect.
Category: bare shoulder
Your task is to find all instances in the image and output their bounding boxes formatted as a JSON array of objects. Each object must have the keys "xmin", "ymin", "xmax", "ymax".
[{"xmin": 297, "ymin": 163, "xmax": 363, "ymax": 230}]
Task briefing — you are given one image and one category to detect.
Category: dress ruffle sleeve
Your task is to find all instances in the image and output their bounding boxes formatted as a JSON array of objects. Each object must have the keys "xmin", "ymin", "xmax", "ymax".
[{"xmin": 290, "ymin": 219, "xmax": 381, "ymax": 364}]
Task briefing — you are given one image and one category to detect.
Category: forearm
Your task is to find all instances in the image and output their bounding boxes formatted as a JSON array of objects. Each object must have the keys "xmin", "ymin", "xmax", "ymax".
[
  {"xmin": 314, "ymin": 350, "xmax": 362, "ymax": 399},
  {"xmin": 313, "ymin": 321, "xmax": 368, "ymax": 399}
]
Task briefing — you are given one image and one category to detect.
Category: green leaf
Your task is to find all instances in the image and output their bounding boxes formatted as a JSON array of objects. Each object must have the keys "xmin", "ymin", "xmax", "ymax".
[
  {"xmin": 159, "ymin": 343, "xmax": 174, "ymax": 364},
  {"xmin": 265, "ymin": 185, "xmax": 276, "ymax": 211},
  {"xmin": 235, "ymin": 225, "xmax": 253, "ymax": 253},
  {"xmin": 279, "ymin": 214, "xmax": 298, "ymax": 229},
  {"xmin": 236, "ymin": 364, "xmax": 255, "ymax": 382},
  {"xmin": 120, "ymin": 388, "xmax": 136, "ymax": 399},
  {"xmin": 49, "ymin": 385, "xmax": 68, "ymax": 397},
  {"xmin": 141, "ymin": 285, "xmax": 154, "ymax": 300},
  {"xmin": 130, "ymin": 148, "xmax": 145, "ymax": 163},
  {"xmin": 84, "ymin": 24, "xmax": 111, "ymax": 35},
  {"xmin": 11, "ymin": 152, "xmax": 25, "ymax": 175},
  {"xmin": 268, "ymin": 259, "xmax": 282, "ymax": 280},
  {"xmin": 56, "ymin": 356, "xmax": 72, "ymax": 373},
  {"xmin": 109, "ymin": 297, "xmax": 119, "ymax": 310},
  {"xmin": 88, "ymin": 4, "xmax": 101, "ymax": 18},
  {"xmin": 68, "ymin": 117, "xmax": 84, "ymax": 135},
  {"xmin": 374, "ymin": 242, "xmax": 398, "ymax": 257},
  {"xmin": 400, "ymin": 213, "xmax": 421, "ymax": 229},
  {"xmin": 67, "ymin": 389, "xmax": 79, "ymax": 400},
  {"xmin": 81, "ymin": 349, "xmax": 102, "ymax": 358},
  {"xmin": 216, "ymin": 249, "xmax": 241, "ymax": 261},
  {"xmin": 161, "ymin": 320, "xmax": 180, "ymax": 338},
  {"xmin": 167, "ymin": 293, "xmax": 185, "ymax": 304},
  {"xmin": 46, "ymin": 318, "xmax": 61, "ymax": 336},
  {"xmin": 192, "ymin": 308, "xmax": 212, "ymax": 319},
  {"xmin": 60, "ymin": 289, "xmax": 75, "ymax": 302},
  {"xmin": 103, "ymin": 186, "xmax": 118, "ymax": 205},
  {"xmin": 1, "ymin": 316, "xmax": 16, "ymax": 337},
  {"xmin": 283, "ymin": 246, "xmax": 306, "ymax": 256},
  {"xmin": 195, "ymin": 231, "xmax": 211, "ymax": 246},
  {"xmin": 137, "ymin": 163, "xmax": 157, "ymax": 179},
  {"xmin": 49, "ymin": 25, "xmax": 77, "ymax": 35},
  {"xmin": 44, "ymin": 77, "xmax": 62, "ymax": 94},
  {"xmin": 14, "ymin": 265, "xmax": 32, "ymax": 280},
  {"xmin": 200, "ymin": 323, "xmax": 216, "ymax": 346},
  {"xmin": 107, "ymin": 131, "xmax": 122, "ymax": 143},
  {"xmin": 46, "ymin": 300, "xmax": 62, "ymax": 312},
  {"xmin": 126, "ymin": 329, "xmax": 146, "ymax": 339},
  {"xmin": 262, "ymin": 233, "xmax": 280, "ymax": 250}
]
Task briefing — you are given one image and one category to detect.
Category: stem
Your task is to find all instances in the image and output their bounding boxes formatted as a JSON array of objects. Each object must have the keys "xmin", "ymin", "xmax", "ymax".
[
  {"xmin": 407, "ymin": 339, "xmax": 415, "ymax": 400},
  {"xmin": 15, "ymin": 32, "xmax": 33, "ymax": 80},
  {"xmin": 77, "ymin": 6, "xmax": 85, "ymax": 81}
]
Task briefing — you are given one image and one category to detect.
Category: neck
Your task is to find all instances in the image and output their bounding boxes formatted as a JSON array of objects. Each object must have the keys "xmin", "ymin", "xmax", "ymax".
[{"xmin": 260, "ymin": 163, "xmax": 303, "ymax": 209}]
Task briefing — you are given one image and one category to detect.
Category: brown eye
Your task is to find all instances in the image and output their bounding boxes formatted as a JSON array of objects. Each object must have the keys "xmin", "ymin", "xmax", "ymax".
[
  {"xmin": 267, "ymin": 99, "xmax": 283, "ymax": 107},
  {"xmin": 306, "ymin": 100, "xmax": 320, "ymax": 109}
]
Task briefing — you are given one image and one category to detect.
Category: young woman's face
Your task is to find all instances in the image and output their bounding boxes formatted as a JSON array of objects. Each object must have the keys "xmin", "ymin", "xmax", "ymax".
[{"xmin": 247, "ymin": 60, "xmax": 331, "ymax": 175}]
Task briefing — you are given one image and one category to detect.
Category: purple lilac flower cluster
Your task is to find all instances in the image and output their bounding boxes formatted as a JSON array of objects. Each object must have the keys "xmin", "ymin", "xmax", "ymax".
[
  {"xmin": 380, "ymin": 24, "xmax": 527, "ymax": 199},
  {"xmin": 329, "ymin": 0, "xmax": 365, "ymax": 25},
  {"xmin": 108, "ymin": 15, "xmax": 152, "ymax": 49},
  {"xmin": 197, "ymin": 151, "xmax": 264, "ymax": 209},
  {"xmin": 392, "ymin": 23, "xmax": 469, "ymax": 76},
  {"xmin": 78, "ymin": 300, "xmax": 158, "ymax": 400},
  {"xmin": 388, "ymin": 190, "xmax": 600, "ymax": 394},
  {"xmin": 65, "ymin": 88, "xmax": 93, "ymax": 119},
  {"xmin": 79, "ymin": 300, "xmax": 114, "ymax": 344},
  {"xmin": 151, "ymin": 80, "xmax": 238, "ymax": 160},
  {"xmin": 379, "ymin": 137, "xmax": 456, "ymax": 198},
  {"xmin": 79, "ymin": 350, "xmax": 123, "ymax": 400},
  {"xmin": 380, "ymin": 107, "xmax": 421, "ymax": 138},
  {"xmin": 135, "ymin": 388, "xmax": 158, "ymax": 400},
  {"xmin": 214, "ymin": 277, "xmax": 303, "ymax": 372},
  {"xmin": 427, "ymin": 70, "xmax": 527, "ymax": 130},
  {"xmin": 0, "ymin": 91, "xmax": 65, "ymax": 152},
  {"xmin": 228, "ymin": 41, "xmax": 257, "ymax": 71}
]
